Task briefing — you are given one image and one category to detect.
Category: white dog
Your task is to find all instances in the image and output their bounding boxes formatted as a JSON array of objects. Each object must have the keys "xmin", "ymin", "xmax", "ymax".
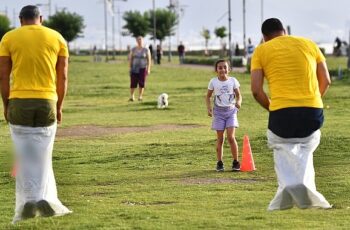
[{"xmin": 157, "ymin": 93, "xmax": 169, "ymax": 109}]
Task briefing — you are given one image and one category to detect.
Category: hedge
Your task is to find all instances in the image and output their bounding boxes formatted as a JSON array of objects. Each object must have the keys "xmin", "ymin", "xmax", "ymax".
[{"xmin": 183, "ymin": 56, "xmax": 245, "ymax": 67}]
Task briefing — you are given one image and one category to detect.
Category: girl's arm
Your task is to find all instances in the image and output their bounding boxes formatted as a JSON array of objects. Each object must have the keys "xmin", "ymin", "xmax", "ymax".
[
  {"xmin": 146, "ymin": 49, "xmax": 152, "ymax": 74},
  {"xmin": 234, "ymin": 87, "xmax": 242, "ymax": 109},
  {"xmin": 206, "ymin": 89, "xmax": 213, "ymax": 117}
]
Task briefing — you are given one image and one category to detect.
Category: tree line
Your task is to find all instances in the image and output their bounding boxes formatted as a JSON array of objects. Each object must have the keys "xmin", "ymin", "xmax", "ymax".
[{"xmin": 1, "ymin": 7, "xmax": 227, "ymax": 53}]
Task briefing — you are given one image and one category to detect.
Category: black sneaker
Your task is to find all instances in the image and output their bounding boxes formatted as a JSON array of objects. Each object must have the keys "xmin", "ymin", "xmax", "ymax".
[
  {"xmin": 37, "ymin": 200, "xmax": 55, "ymax": 217},
  {"xmin": 232, "ymin": 160, "xmax": 240, "ymax": 171},
  {"xmin": 22, "ymin": 202, "xmax": 36, "ymax": 219},
  {"xmin": 216, "ymin": 161, "xmax": 224, "ymax": 172}
]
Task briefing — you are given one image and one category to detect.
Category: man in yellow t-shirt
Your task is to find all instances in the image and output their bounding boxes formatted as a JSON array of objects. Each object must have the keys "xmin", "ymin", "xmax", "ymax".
[
  {"xmin": 251, "ymin": 18, "xmax": 332, "ymax": 210},
  {"xmin": 0, "ymin": 5, "xmax": 71, "ymax": 223}
]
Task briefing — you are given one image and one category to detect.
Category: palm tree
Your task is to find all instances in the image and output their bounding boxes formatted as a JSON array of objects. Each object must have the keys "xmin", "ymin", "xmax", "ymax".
[
  {"xmin": 201, "ymin": 28, "xmax": 210, "ymax": 55},
  {"xmin": 214, "ymin": 26, "xmax": 227, "ymax": 57}
]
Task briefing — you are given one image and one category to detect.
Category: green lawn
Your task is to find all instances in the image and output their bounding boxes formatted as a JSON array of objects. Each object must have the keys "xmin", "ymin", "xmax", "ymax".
[{"xmin": 0, "ymin": 56, "xmax": 349, "ymax": 229}]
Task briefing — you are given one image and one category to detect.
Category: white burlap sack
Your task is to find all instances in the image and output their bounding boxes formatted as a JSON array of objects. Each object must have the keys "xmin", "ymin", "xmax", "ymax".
[
  {"xmin": 10, "ymin": 124, "xmax": 71, "ymax": 223},
  {"xmin": 267, "ymin": 129, "xmax": 332, "ymax": 210}
]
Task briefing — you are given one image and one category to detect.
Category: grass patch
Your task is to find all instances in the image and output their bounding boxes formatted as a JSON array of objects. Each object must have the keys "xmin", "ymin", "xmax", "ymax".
[{"xmin": 0, "ymin": 56, "xmax": 349, "ymax": 229}]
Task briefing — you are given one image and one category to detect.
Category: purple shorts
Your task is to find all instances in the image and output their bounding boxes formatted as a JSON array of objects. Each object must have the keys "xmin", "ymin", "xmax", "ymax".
[
  {"xmin": 130, "ymin": 68, "xmax": 147, "ymax": 88},
  {"xmin": 212, "ymin": 106, "xmax": 239, "ymax": 130}
]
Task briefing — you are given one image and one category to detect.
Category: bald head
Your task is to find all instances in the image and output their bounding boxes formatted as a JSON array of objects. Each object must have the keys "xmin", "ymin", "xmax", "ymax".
[{"xmin": 19, "ymin": 5, "xmax": 42, "ymax": 25}]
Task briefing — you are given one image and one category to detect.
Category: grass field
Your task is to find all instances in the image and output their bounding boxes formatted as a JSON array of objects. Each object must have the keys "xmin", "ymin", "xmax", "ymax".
[{"xmin": 0, "ymin": 56, "xmax": 349, "ymax": 229}]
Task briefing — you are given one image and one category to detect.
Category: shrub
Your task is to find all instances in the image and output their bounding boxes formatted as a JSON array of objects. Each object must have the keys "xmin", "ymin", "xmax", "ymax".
[
  {"xmin": 183, "ymin": 56, "xmax": 245, "ymax": 67},
  {"xmin": 328, "ymin": 68, "xmax": 350, "ymax": 79}
]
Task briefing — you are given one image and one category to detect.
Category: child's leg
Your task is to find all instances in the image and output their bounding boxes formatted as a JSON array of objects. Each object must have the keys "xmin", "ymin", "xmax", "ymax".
[
  {"xmin": 216, "ymin": 130, "xmax": 225, "ymax": 161},
  {"xmin": 226, "ymin": 127, "xmax": 238, "ymax": 160}
]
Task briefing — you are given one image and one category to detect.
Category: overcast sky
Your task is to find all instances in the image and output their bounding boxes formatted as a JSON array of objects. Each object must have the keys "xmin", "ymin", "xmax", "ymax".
[{"xmin": 2, "ymin": 0, "xmax": 350, "ymax": 51}]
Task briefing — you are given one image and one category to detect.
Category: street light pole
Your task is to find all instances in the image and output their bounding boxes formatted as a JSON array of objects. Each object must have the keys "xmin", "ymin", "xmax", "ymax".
[
  {"xmin": 48, "ymin": 0, "xmax": 51, "ymax": 16},
  {"xmin": 347, "ymin": 30, "xmax": 350, "ymax": 69},
  {"xmin": 228, "ymin": 0, "xmax": 232, "ymax": 65},
  {"xmin": 117, "ymin": 7, "xmax": 122, "ymax": 51},
  {"xmin": 12, "ymin": 9, "xmax": 16, "ymax": 28},
  {"xmin": 104, "ymin": 0, "xmax": 109, "ymax": 62},
  {"xmin": 260, "ymin": 0, "xmax": 264, "ymax": 24},
  {"xmin": 111, "ymin": 0, "xmax": 127, "ymax": 57},
  {"xmin": 112, "ymin": 1, "xmax": 116, "ymax": 59},
  {"xmin": 152, "ymin": 0, "xmax": 156, "ymax": 63},
  {"xmin": 242, "ymin": 0, "xmax": 246, "ymax": 56}
]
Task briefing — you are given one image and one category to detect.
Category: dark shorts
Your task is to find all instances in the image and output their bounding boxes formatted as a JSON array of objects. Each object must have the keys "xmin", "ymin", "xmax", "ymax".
[
  {"xmin": 130, "ymin": 68, "xmax": 147, "ymax": 88},
  {"xmin": 268, "ymin": 107, "xmax": 324, "ymax": 138},
  {"xmin": 8, "ymin": 98, "xmax": 57, "ymax": 127}
]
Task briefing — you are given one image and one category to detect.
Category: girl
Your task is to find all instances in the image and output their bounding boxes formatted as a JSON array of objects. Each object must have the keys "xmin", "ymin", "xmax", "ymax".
[{"xmin": 205, "ymin": 59, "xmax": 242, "ymax": 171}]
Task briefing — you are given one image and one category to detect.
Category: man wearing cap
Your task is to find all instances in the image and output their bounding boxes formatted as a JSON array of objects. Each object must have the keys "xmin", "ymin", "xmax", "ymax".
[
  {"xmin": 251, "ymin": 18, "xmax": 332, "ymax": 210},
  {"xmin": 0, "ymin": 5, "xmax": 71, "ymax": 222}
]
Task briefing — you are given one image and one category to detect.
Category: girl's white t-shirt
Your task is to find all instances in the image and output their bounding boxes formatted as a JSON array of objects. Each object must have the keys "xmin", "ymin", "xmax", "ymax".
[{"xmin": 208, "ymin": 77, "xmax": 240, "ymax": 107}]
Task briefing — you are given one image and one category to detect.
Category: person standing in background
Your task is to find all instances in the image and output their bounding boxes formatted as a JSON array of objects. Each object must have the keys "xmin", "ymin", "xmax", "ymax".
[
  {"xmin": 177, "ymin": 42, "xmax": 185, "ymax": 64},
  {"xmin": 156, "ymin": 44, "xmax": 162, "ymax": 65},
  {"xmin": 246, "ymin": 38, "xmax": 255, "ymax": 72},
  {"xmin": 128, "ymin": 36, "xmax": 151, "ymax": 102}
]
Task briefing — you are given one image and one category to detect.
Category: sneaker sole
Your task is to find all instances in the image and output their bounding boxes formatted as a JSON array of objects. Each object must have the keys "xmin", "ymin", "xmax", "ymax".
[
  {"xmin": 22, "ymin": 202, "xmax": 36, "ymax": 219},
  {"xmin": 37, "ymin": 200, "xmax": 55, "ymax": 217},
  {"xmin": 216, "ymin": 169, "xmax": 225, "ymax": 172},
  {"xmin": 232, "ymin": 168, "xmax": 241, "ymax": 172}
]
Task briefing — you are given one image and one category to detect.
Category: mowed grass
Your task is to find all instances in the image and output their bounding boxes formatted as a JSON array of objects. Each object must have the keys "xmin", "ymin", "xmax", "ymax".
[{"xmin": 0, "ymin": 56, "xmax": 349, "ymax": 229}]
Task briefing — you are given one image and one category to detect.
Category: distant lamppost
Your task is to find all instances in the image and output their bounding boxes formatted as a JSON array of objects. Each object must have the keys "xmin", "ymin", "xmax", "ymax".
[
  {"xmin": 242, "ymin": 0, "xmax": 246, "ymax": 55},
  {"xmin": 348, "ymin": 30, "xmax": 350, "ymax": 69},
  {"xmin": 152, "ymin": 0, "xmax": 156, "ymax": 63},
  {"xmin": 12, "ymin": 9, "xmax": 16, "ymax": 27},
  {"xmin": 228, "ymin": 0, "xmax": 232, "ymax": 65},
  {"xmin": 110, "ymin": 0, "xmax": 127, "ymax": 59},
  {"xmin": 104, "ymin": 0, "xmax": 108, "ymax": 61},
  {"xmin": 261, "ymin": 0, "xmax": 264, "ymax": 24},
  {"xmin": 167, "ymin": 1, "xmax": 177, "ymax": 62},
  {"xmin": 168, "ymin": 0, "xmax": 186, "ymax": 62},
  {"xmin": 0, "ymin": 7, "xmax": 8, "ymax": 17},
  {"xmin": 36, "ymin": 0, "xmax": 52, "ymax": 17}
]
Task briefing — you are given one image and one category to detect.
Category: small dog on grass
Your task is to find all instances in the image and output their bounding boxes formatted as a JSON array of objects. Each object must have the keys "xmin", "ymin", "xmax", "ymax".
[{"xmin": 157, "ymin": 93, "xmax": 169, "ymax": 109}]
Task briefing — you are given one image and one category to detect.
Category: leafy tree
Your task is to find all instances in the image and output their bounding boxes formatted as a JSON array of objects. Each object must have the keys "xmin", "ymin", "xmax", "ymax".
[
  {"xmin": 43, "ymin": 10, "xmax": 84, "ymax": 45},
  {"xmin": 201, "ymin": 28, "xmax": 210, "ymax": 55},
  {"xmin": 0, "ymin": 14, "xmax": 11, "ymax": 40},
  {"xmin": 122, "ymin": 11, "xmax": 149, "ymax": 38},
  {"xmin": 214, "ymin": 26, "xmax": 227, "ymax": 56},
  {"xmin": 146, "ymin": 9, "xmax": 178, "ymax": 46}
]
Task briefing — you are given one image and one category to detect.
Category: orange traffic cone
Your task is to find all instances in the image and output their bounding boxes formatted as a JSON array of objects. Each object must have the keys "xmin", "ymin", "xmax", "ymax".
[
  {"xmin": 11, "ymin": 164, "xmax": 17, "ymax": 178},
  {"xmin": 240, "ymin": 135, "xmax": 256, "ymax": 171}
]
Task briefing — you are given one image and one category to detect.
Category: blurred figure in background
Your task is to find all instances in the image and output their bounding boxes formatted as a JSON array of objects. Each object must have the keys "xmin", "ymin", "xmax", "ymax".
[
  {"xmin": 156, "ymin": 44, "xmax": 162, "ymax": 65},
  {"xmin": 128, "ymin": 36, "xmax": 151, "ymax": 102},
  {"xmin": 177, "ymin": 42, "xmax": 185, "ymax": 64}
]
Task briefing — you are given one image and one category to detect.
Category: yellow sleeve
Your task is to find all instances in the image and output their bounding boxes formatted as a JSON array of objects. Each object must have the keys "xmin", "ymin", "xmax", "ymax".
[
  {"xmin": 315, "ymin": 43, "xmax": 325, "ymax": 63},
  {"xmin": 58, "ymin": 35, "xmax": 69, "ymax": 57},
  {"xmin": 0, "ymin": 35, "xmax": 10, "ymax": 56},
  {"xmin": 251, "ymin": 46, "xmax": 262, "ymax": 71}
]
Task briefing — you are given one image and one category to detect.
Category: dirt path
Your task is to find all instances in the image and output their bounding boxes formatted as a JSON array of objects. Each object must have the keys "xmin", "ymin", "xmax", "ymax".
[{"xmin": 56, "ymin": 124, "xmax": 202, "ymax": 138}]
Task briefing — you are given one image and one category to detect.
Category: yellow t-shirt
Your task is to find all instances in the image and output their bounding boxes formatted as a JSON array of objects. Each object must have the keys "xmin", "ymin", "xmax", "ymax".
[
  {"xmin": 251, "ymin": 35, "xmax": 325, "ymax": 111},
  {"xmin": 0, "ymin": 25, "xmax": 69, "ymax": 100}
]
